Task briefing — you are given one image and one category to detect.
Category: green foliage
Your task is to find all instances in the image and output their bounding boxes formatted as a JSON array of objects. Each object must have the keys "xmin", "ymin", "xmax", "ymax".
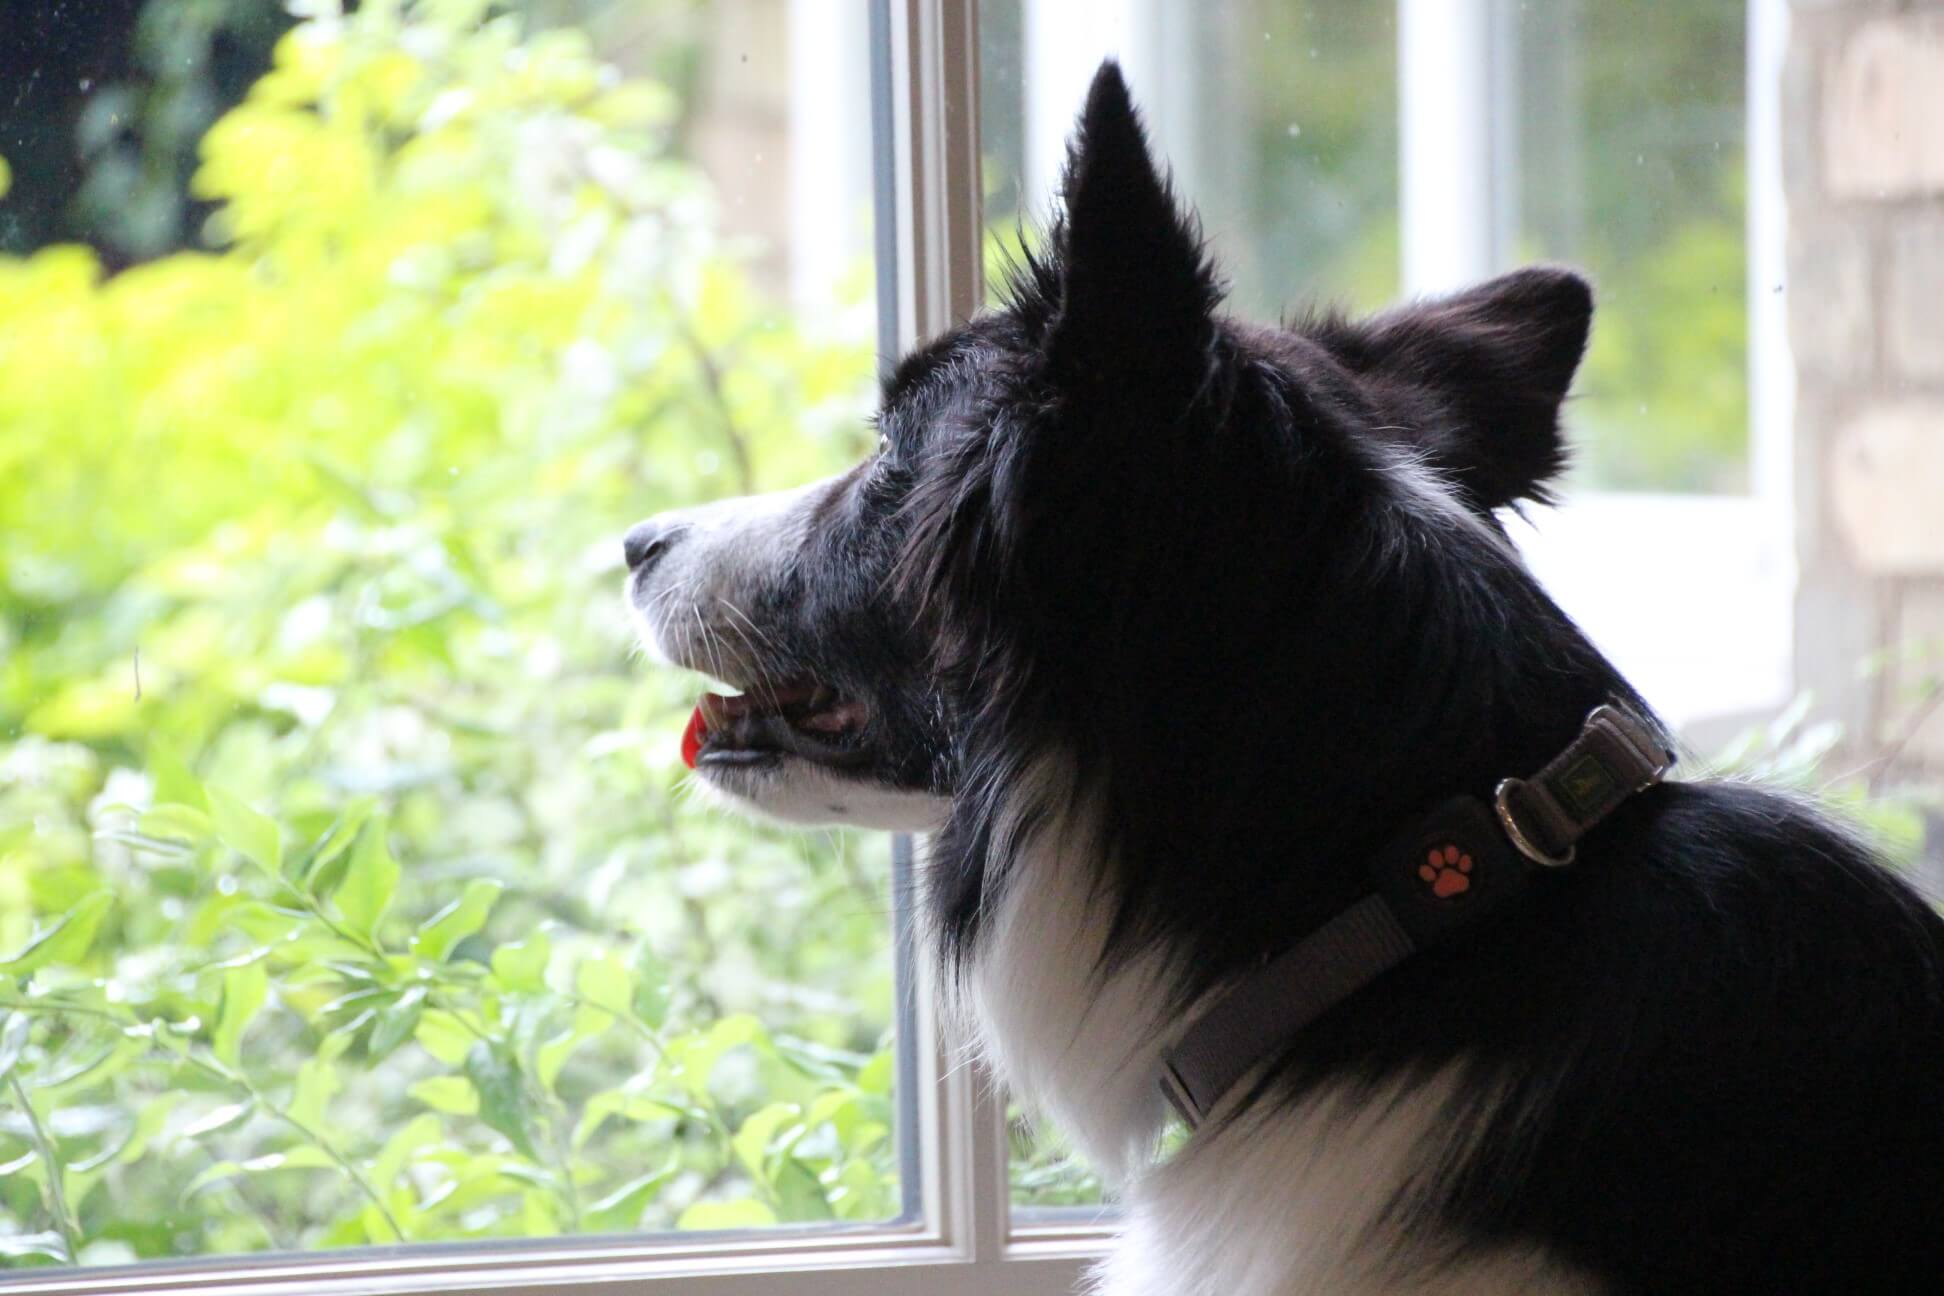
[
  {"xmin": 1007, "ymin": 1104, "xmax": 1102, "ymax": 1210},
  {"xmin": 1705, "ymin": 689, "xmax": 1935, "ymax": 868},
  {"xmin": 0, "ymin": 0, "xmax": 894, "ymax": 1267},
  {"xmin": 1568, "ymin": 180, "xmax": 1750, "ymax": 494}
]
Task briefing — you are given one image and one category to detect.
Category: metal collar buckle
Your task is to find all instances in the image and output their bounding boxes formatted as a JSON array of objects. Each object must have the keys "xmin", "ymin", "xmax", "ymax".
[{"xmin": 1493, "ymin": 777, "xmax": 1576, "ymax": 868}]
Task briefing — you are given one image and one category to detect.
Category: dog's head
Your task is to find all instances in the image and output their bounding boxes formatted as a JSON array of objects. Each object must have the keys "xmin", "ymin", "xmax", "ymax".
[{"xmin": 628, "ymin": 62, "xmax": 1631, "ymax": 964}]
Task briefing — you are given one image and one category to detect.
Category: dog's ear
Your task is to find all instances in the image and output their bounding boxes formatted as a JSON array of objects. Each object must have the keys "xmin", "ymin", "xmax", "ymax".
[
  {"xmin": 1316, "ymin": 267, "xmax": 1593, "ymax": 510},
  {"xmin": 1037, "ymin": 61, "xmax": 1222, "ymax": 411}
]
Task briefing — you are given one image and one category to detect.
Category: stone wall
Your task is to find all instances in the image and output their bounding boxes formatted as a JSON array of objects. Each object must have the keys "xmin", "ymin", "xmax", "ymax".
[{"xmin": 1786, "ymin": 1, "xmax": 1944, "ymax": 780}]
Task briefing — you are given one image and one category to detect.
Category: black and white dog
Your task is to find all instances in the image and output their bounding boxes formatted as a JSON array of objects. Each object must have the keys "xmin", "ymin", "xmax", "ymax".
[{"xmin": 625, "ymin": 64, "xmax": 1944, "ymax": 1295}]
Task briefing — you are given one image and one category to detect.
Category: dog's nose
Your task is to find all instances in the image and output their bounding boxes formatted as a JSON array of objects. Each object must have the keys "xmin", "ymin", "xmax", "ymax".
[{"xmin": 623, "ymin": 518, "xmax": 687, "ymax": 574}]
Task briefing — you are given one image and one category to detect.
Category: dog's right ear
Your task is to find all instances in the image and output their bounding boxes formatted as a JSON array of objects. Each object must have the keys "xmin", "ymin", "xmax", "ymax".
[
  {"xmin": 1312, "ymin": 267, "xmax": 1594, "ymax": 510},
  {"xmin": 1027, "ymin": 61, "xmax": 1223, "ymax": 416}
]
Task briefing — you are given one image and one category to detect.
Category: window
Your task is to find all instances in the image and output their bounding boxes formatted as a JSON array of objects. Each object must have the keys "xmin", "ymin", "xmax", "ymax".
[
  {"xmin": 0, "ymin": 1, "xmax": 1806, "ymax": 1292},
  {"xmin": 0, "ymin": 0, "xmax": 1092, "ymax": 1290},
  {"xmin": 1400, "ymin": 0, "xmax": 1795, "ymax": 741}
]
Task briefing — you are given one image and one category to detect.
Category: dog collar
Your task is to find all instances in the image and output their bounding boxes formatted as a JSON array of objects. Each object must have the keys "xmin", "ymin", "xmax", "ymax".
[{"xmin": 1158, "ymin": 703, "xmax": 1674, "ymax": 1129}]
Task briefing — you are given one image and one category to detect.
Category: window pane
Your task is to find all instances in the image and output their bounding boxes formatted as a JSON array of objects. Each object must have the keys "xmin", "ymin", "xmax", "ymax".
[
  {"xmin": 980, "ymin": 0, "xmax": 1400, "ymax": 320},
  {"xmin": 0, "ymin": 0, "xmax": 894, "ymax": 1269},
  {"xmin": 978, "ymin": 0, "xmax": 1400, "ymax": 1211},
  {"xmin": 1510, "ymin": 0, "xmax": 1749, "ymax": 493}
]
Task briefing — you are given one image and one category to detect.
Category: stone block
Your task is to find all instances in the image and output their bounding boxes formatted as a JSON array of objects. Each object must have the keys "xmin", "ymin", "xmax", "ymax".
[
  {"xmin": 1788, "ymin": 224, "xmax": 1875, "ymax": 380},
  {"xmin": 1783, "ymin": 22, "xmax": 1826, "ymax": 204},
  {"xmin": 1830, "ymin": 400, "xmax": 1944, "ymax": 572},
  {"xmin": 1888, "ymin": 213, "xmax": 1944, "ymax": 382},
  {"xmin": 1825, "ymin": 15, "xmax": 1944, "ymax": 199}
]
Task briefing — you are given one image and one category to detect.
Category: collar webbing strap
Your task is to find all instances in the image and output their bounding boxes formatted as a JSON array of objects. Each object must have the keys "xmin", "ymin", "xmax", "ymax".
[{"xmin": 1159, "ymin": 703, "xmax": 1673, "ymax": 1128}]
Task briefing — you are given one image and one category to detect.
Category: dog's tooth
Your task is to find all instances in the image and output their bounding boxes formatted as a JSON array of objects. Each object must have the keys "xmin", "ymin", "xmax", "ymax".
[
  {"xmin": 799, "ymin": 699, "xmax": 865, "ymax": 734},
  {"xmin": 701, "ymin": 692, "xmax": 749, "ymax": 726}
]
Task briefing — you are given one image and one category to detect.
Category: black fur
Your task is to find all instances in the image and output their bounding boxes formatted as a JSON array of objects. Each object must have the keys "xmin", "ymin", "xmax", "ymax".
[
  {"xmin": 656, "ymin": 60, "xmax": 1944, "ymax": 1293},
  {"xmin": 894, "ymin": 64, "xmax": 1944, "ymax": 1292}
]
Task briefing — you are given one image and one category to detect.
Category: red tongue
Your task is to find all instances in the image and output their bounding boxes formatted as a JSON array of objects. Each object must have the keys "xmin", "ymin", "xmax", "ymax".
[{"xmin": 680, "ymin": 705, "xmax": 707, "ymax": 769}]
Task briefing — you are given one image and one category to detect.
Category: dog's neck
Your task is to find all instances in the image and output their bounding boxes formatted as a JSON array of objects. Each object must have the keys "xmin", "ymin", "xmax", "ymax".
[{"xmin": 947, "ymin": 699, "xmax": 1670, "ymax": 1180}]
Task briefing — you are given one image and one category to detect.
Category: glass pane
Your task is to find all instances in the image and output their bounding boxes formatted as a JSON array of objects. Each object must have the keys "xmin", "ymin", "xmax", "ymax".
[
  {"xmin": 1509, "ymin": 0, "xmax": 1748, "ymax": 493},
  {"xmin": 978, "ymin": 0, "xmax": 1401, "ymax": 1212},
  {"xmin": 980, "ymin": 0, "xmax": 1400, "ymax": 320},
  {"xmin": 0, "ymin": 0, "xmax": 894, "ymax": 1269}
]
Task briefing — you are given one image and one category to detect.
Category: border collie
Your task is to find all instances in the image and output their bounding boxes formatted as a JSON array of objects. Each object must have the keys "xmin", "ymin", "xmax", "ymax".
[{"xmin": 624, "ymin": 63, "xmax": 1944, "ymax": 1295}]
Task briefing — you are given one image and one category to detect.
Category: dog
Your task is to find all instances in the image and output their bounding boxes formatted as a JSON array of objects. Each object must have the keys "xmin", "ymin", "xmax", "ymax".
[{"xmin": 624, "ymin": 62, "xmax": 1944, "ymax": 1295}]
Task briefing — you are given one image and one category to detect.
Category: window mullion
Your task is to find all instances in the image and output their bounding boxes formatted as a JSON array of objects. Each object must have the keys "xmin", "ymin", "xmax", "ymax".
[
  {"xmin": 878, "ymin": 0, "xmax": 1027, "ymax": 1269},
  {"xmin": 885, "ymin": 0, "xmax": 985, "ymax": 347},
  {"xmin": 1398, "ymin": 0, "xmax": 1501, "ymax": 294}
]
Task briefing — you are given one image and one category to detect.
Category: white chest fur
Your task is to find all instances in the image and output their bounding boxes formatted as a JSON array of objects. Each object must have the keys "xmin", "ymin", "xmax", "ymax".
[
  {"xmin": 1088, "ymin": 1078, "xmax": 1603, "ymax": 1296},
  {"xmin": 952, "ymin": 781, "xmax": 1601, "ymax": 1295}
]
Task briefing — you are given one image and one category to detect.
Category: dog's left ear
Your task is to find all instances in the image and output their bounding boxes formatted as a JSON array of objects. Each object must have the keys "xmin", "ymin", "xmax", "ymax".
[
  {"xmin": 1039, "ymin": 62, "xmax": 1222, "ymax": 413},
  {"xmin": 1317, "ymin": 267, "xmax": 1594, "ymax": 510}
]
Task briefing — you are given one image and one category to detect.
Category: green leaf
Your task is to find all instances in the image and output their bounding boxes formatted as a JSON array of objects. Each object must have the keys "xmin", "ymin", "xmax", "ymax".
[
  {"xmin": 186, "ymin": 1146, "xmax": 337, "ymax": 1195},
  {"xmin": 0, "ymin": 1231, "xmax": 70, "ymax": 1263},
  {"xmin": 410, "ymin": 879, "xmax": 502, "ymax": 962},
  {"xmin": 806, "ymin": 1090, "xmax": 863, "ymax": 1144},
  {"xmin": 0, "ymin": 892, "xmax": 113, "ymax": 976},
  {"xmin": 208, "ymin": 787, "xmax": 283, "ymax": 875},
  {"xmin": 180, "ymin": 1100, "xmax": 254, "ymax": 1139},
  {"xmin": 368, "ymin": 986, "xmax": 425, "ymax": 1059},
  {"xmin": 0, "ymin": 1014, "xmax": 30, "ymax": 1082},
  {"xmin": 301, "ymin": 797, "xmax": 377, "ymax": 889},
  {"xmin": 663, "ymin": 1014, "xmax": 771, "ymax": 1101},
  {"xmin": 407, "ymin": 1075, "xmax": 479, "ymax": 1116},
  {"xmin": 230, "ymin": 902, "xmax": 311, "ymax": 945},
  {"xmin": 731, "ymin": 1102, "xmax": 802, "ymax": 1179},
  {"xmin": 677, "ymin": 1198, "xmax": 777, "ymax": 1231},
  {"xmin": 414, "ymin": 1010, "xmax": 474, "ymax": 1066},
  {"xmin": 148, "ymin": 742, "xmax": 209, "ymax": 812},
  {"xmin": 213, "ymin": 961, "xmax": 269, "ymax": 1068},
  {"xmin": 584, "ymin": 1159, "xmax": 678, "ymax": 1232},
  {"xmin": 137, "ymin": 803, "xmax": 214, "ymax": 848},
  {"xmin": 571, "ymin": 1090, "xmax": 707, "ymax": 1149},
  {"xmin": 288, "ymin": 1056, "xmax": 340, "ymax": 1130},
  {"xmin": 856, "ymin": 1050, "xmax": 894, "ymax": 1096},
  {"xmin": 631, "ymin": 945, "xmax": 670, "ymax": 1028},
  {"xmin": 333, "ymin": 816, "xmax": 399, "ymax": 936},
  {"xmin": 490, "ymin": 932, "xmax": 550, "ymax": 992},
  {"xmin": 464, "ymin": 1041, "xmax": 538, "ymax": 1160},
  {"xmin": 373, "ymin": 1112, "xmax": 444, "ymax": 1188},
  {"xmin": 117, "ymin": 1092, "xmax": 184, "ymax": 1166},
  {"xmin": 574, "ymin": 954, "xmax": 632, "ymax": 1015},
  {"xmin": 771, "ymin": 1159, "xmax": 833, "ymax": 1222}
]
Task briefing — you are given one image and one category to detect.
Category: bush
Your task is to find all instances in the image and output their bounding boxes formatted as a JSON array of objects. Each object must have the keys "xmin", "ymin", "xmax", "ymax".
[{"xmin": 0, "ymin": 0, "xmax": 896, "ymax": 1266}]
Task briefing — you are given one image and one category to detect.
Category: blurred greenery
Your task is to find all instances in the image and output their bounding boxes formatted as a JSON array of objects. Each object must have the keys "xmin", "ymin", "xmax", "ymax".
[
  {"xmin": 0, "ymin": 0, "xmax": 294, "ymax": 267},
  {"xmin": 0, "ymin": 0, "xmax": 898, "ymax": 1267},
  {"xmin": 1521, "ymin": 0, "xmax": 1751, "ymax": 493}
]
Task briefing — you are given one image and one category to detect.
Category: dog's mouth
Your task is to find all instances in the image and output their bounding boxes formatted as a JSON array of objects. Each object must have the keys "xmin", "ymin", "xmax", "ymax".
[{"xmin": 681, "ymin": 680, "xmax": 871, "ymax": 771}]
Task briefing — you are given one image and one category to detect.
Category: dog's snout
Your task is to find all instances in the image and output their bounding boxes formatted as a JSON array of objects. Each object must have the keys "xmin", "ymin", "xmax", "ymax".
[{"xmin": 623, "ymin": 518, "xmax": 688, "ymax": 574}]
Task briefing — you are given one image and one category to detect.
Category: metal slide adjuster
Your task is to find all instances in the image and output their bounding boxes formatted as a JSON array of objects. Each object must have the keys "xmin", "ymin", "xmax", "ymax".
[{"xmin": 1493, "ymin": 778, "xmax": 1576, "ymax": 868}]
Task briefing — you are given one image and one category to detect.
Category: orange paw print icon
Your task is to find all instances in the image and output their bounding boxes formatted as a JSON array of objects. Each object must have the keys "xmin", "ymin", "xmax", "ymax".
[{"xmin": 1419, "ymin": 844, "xmax": 1474, "ymax": 899}]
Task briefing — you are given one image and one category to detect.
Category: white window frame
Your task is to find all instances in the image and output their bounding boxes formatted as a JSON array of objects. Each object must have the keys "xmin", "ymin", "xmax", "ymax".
[
  {"xmin": 1401, "ymin": 0, "xmax": 1798, "ymax": 744},
  {"xmin": 0, "ymin": 3, "xmax": 1104, "ymax": 1294},
  {"xmin": 7, "ymin": 4, "xmax": 1794, "ymax": 1292}
]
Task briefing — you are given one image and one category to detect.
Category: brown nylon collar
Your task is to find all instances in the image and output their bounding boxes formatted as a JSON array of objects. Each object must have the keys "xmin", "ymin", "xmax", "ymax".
[{"xmin": 1159, "ymin": 703, "xmax": 1674, "ymax": 1129}]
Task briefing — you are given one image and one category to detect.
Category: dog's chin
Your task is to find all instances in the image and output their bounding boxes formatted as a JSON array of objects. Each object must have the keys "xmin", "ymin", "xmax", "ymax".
[{"xmin": 691, "ymin": 756, "xmax": 949, "ymax": 832}]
